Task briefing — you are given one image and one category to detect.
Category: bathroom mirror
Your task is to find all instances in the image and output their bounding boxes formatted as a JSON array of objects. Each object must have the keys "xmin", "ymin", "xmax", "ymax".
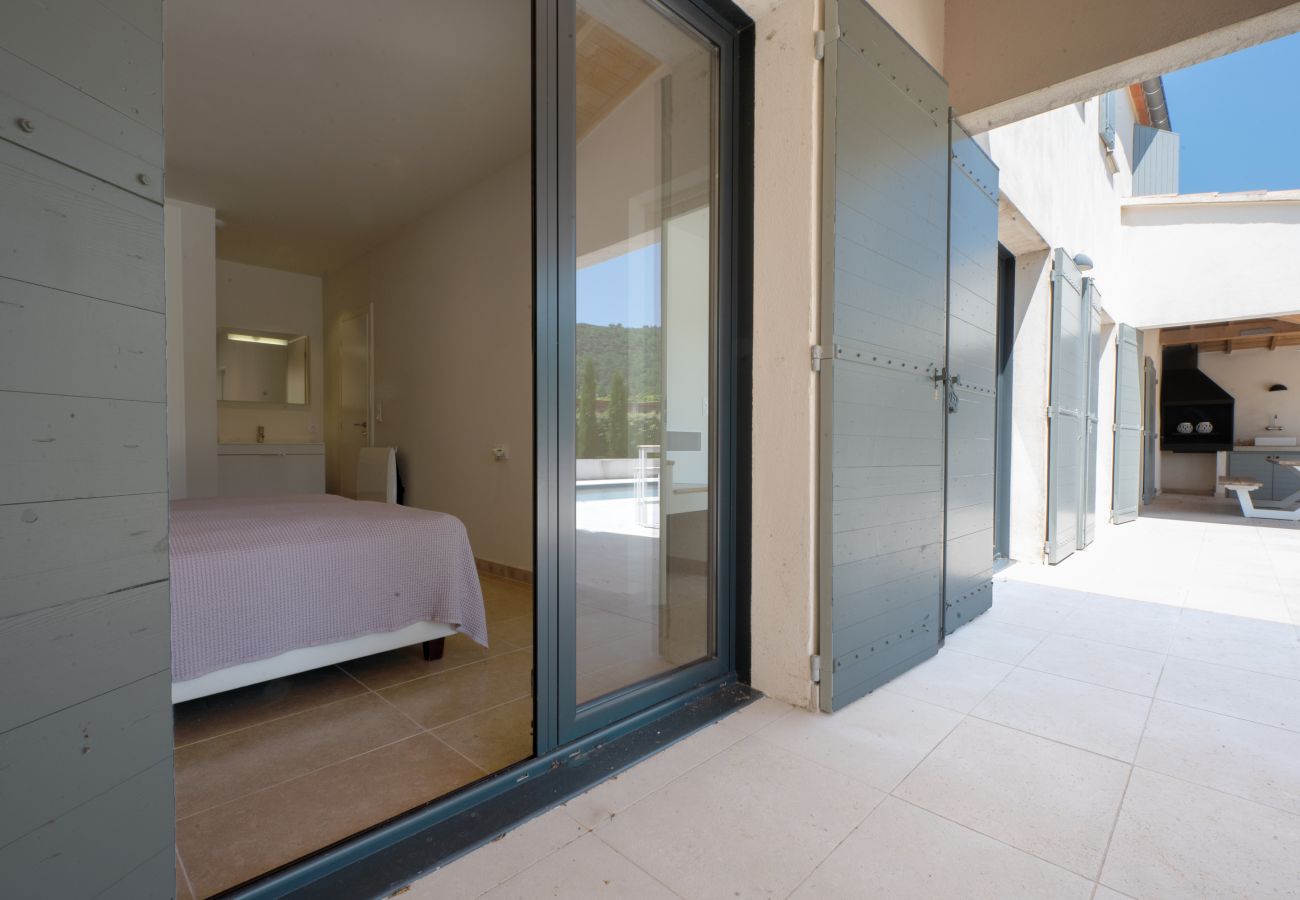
[{"xmin": 217, "ymin": 328, "xmax": 309, "ymax": 406}]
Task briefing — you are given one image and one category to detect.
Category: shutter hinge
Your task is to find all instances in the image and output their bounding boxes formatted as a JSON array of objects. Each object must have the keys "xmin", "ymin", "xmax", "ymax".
[
  {"xmin": 812, "ymin": 344, "xmax": 825, "ymax": 373},
  {"xmin": 811, "ymin": 654, "xmax": 822, "ymax": 684},
  {"xmin": 1045, "ymin": 405, "xmax": 1056, "ymax": 420},
  {"xmin": 814, "ymin": 30, "xmax": 826, "ymax": 60},
  {"xmin": 1043, "ymin": 541, "xmax": 1052, "ymax": 558}
]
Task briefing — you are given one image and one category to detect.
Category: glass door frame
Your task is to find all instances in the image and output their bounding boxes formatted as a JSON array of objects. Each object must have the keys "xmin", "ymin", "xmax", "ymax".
[{"xmin": 536, "ymin": 0, "xmax": 746, "ymax": 749}]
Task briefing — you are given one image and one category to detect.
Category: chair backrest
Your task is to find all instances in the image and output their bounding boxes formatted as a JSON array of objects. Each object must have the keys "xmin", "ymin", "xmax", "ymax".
[{"xmin": 356, "ymin": 447, "xmax": 397, "ymax": 503}]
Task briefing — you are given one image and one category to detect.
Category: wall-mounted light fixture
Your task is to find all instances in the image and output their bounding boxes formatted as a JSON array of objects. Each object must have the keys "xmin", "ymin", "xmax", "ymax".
[
  {"xmin": 1072, "ymin": 252, "xmax": 1095, "ymax": 272},
  {"xmin": 227, "ymin": 333, "xmax": 289, "ymax": 346},
  {"xmin": 1269, "ymin": 384, "xmax": 1289, "ymax": 392}
]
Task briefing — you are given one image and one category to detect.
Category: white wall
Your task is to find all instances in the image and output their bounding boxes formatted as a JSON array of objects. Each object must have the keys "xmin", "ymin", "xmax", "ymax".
[
  {"xmin": 986, "ymin": 91, "xmax": 1139, "ymax": 562},
  {"xmin": 1120, "ymin": 193, "xmax": 1300, "ymax": 328},
  {"xmin": 324, "ymin": 156, "xmax": 532, "ymax": 574},
  {"xmin": 1202, "ymin": 345, "xmax": 1300, "ymax": 439},
  {"xmin": 164, "ymin": 199, "xmax": 218, "ymax": 499},
  {"xmin": 215, "ymin": 260, "xmax": 324, "ymax": 443}
]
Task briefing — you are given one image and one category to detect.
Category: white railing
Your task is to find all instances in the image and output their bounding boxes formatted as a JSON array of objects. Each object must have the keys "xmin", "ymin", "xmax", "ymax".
[{"xmin": 635, "ymin": 444, "xmax": 661, "ymax": 529}]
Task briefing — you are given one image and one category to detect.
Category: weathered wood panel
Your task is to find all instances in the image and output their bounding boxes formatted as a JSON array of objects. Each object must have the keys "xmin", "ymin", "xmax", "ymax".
[
  {"xmin": 0, "ymin": 759, "xmax": 174, "ymax": 899},
  {"xmin": 0, "ymin": 278, "xmax": 165, "ymax": 401},
  {"xmin": 0, "ymin": 670, "xmax": 172, "ymax": 847},
  {"xmin": 944, "ymin": 124, "xmax": 999, "ymax": 633},
  {"xmin": 0, "ymin": 392, "xmax": 166, "ymax": 504},
  {"xmin": 0, "ymin": 581, "xmax": 169, "ymax": 733},
  {"xmin": 1112, "ymin": 323, "xmax": 1143, "ymax": 523},
  {"xmin": 0, "ymin": 0, "xmax": 163, "ymax": 132},
  {"xmin": 820, "ymin": 0, "xmax": 949, "ymax": 710},
  {"xmin": 0, "ymin": 49, "xmax": 162, "ymax": 200},
  {"xmin": 1046, "ymin": 250, "xmax": 1087, "ymax": 564},
  {"xmin": 0, "ymin": 493, "xmax": 168, "ymax": 619},
  {"xmin": 1, "ymin": 0, "xmax": 171, "ymax": 894},
  {"xmin": 0, "ymin": 139, "xmax": 164, "ymax": 312}
]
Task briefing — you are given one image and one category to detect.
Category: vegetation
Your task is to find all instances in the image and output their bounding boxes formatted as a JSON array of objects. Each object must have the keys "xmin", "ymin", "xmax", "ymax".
[{"xmin": 576, "ymin": 323, "xmax": 661, "ymax": 459}]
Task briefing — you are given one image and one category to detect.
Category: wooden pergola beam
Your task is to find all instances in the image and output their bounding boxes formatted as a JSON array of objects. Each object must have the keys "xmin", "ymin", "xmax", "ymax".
[{"xmin": 1161, "ymin": 317, "xmax": 1300, "ymax": 347}]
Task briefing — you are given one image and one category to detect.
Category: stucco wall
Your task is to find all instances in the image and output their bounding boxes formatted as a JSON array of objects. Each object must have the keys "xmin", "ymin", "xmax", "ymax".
[
  {"xmin": 986, "ymin": 92, "xmax": 1138, "ymax": 562},
  {"xmin": 323, "ymin": 157, "xmax": 534, "ymax": 574},
  {"xmin": 1120, "ymin": 195, "xmax": 1300, "ymax": 328}
]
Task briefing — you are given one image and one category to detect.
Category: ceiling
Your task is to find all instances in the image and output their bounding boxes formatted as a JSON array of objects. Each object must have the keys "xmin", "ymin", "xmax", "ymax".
[
  {"xmin": 1162, "ymin": 316, "xmax": 1300, "ymax": 353},
  {"xmin": 164, "ymin": 0, "xmax": 531, "ymax": 275}
]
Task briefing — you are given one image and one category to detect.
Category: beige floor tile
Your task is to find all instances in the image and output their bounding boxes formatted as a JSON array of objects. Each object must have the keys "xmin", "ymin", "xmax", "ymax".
[
  {"xmin": 595, "ymin": 736, "xmax": 884, "ymax": 900},
  {"xmin": 174, "ymin": 693, "xmax": 418, "ymax": 818},
  {"xmin": 982, "ymin": 593, "xmax": 1079, "ymax": 632},
  {"xmin": 564, "ymin": 721, "xmax": 744, "ymax": 829},
  {"xmin": 1157, "ymin": 656, "xmax": 1300, "ymax": 733},
  {"xmin": 756, "ymin": 689, "xmax": 962, "ymax": 791},
  {"xmin": 1101, "ymin": 768, "xmax": 1300, "ymax": 900},
  {"xmin": 479, "ymin": 833, "xmax": 677, "ymax": 899},
  {"xmin": 404, "ymin": 808, "xmax": 588, "ymax": 900},
  {"xmin": 881, "ymin": 648, "xmax": 1012, "ymax": 713},
  {"xmin": 380, "ymin": 649, "xmax": 533, "ymax": 729},
  {"xmin": 172, "ymin": 665, "xmax": 366, "ymax": 746},
  {"xmin": 175, "ymin": 851, "xmax": 193, "ymax": 900},
  {"xmin": 1166, "ymin": 628, "xmax": 1300, "ymax": 682},
  {"xmin": 434, "ymin": 697, "xmax": 534, "ymax": 774},
  {"xmin": 1057, "ymin": 608, "xmax": 1177, "ymax": 655},
  {"xmin": 178, "ymin": 734, "xmax": 484, "ymax": 897},
  {"xmin": 942, "ymin": 618, "xmax": 1048, "ymax": 664},
  {"xmin": 1092, "ymin": 887, "xmax": 1135, "ymax": 900},
  {"xmin": 1136, "ymin": 700, "xmax": 1300, "ymax": 815},
  {"xmin": 972, "ymin": 667, "xmax": 1152, "ymax": 761},
  {"xmin": 791, "ymin": 797, "xmax": 1093, "ymax": 900},
  {"xmin": 340, "ymin": 634, "xmax": 518, "ymax": 691},
  {"xmin": 896, "ymin": 717, "xmax": 1130, "ymax": 878},
  {"xmin": 718, "ymin": 696, "xmax": 794, "ymax": 734},
  {"xmin": 480, "ymin": 576, "xmax": 535, "ymax": 625},
  {"xmin": 1020, "ymin": 634, "xmax": 1165, "ymax": 696},
  {"xmin": 493, "ymin": 614, "xmax": 533, "ymax": 648}
]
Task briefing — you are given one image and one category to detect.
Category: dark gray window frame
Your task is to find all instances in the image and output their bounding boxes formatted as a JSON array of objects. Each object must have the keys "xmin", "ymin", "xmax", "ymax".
[{"xmin": 225, "ymin": 0, "xmax": 753, "ymax": 895}]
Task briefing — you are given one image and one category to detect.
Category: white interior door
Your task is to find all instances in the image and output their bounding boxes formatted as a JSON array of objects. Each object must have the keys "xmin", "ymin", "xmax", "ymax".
[{"xmin": 337, "ymin": 308, "xmax": 372, "ymax": 498}]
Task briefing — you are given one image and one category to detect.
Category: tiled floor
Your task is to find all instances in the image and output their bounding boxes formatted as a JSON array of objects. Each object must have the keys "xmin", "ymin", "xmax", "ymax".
[
  {"xmin": 407, "ymin": 498, "xmax": 1300, "ymax": 899},
  {"xmin": 173, "ymin": 575, "xmax": 535, "ymax": 899}
]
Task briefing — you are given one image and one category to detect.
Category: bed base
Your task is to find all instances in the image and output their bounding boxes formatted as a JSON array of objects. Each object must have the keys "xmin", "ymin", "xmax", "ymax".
[{"xmin": 172, "ymin": 620, "xmax": 460, "ymax": 703}]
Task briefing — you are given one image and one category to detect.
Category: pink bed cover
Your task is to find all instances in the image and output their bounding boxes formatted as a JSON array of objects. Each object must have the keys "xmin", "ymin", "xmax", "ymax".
[{"xmin": 170, "ymin": 494, "xmax": 488, "ymax": 682}]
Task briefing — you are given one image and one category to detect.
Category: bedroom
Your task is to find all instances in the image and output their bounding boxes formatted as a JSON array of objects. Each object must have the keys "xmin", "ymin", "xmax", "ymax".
[
  {"xmin": 162, "ymin": 0, "xmax": 722, "ymax": 896},
  {"xmin": 162, "ymin": 2, "xmax": 534, "ymax": 894}
]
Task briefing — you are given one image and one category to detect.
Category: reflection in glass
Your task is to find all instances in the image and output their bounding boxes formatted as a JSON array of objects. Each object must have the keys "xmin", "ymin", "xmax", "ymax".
[
  {"xmin": 217, "ymin": 328, "xmax": 309, "ymax": 405},
  {"xmin": 574, "ymin": 0, "xmax": 718, "ymax": 704}
]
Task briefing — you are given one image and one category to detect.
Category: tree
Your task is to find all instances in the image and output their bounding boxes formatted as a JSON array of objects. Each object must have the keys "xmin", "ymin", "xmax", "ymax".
[
  {"xmin": 608, "ymin": 371, "xmax": 629, "ymax": 458},
  {"xmin": 577, "ymin": 358, "xmax": 603, "ymax": 459}
]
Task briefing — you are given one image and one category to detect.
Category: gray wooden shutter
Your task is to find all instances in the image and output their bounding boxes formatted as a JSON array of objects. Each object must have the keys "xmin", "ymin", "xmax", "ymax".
[
  {"xmin": 818, "ymin": 0, "xmax": 949, "ymax": 711},
  {"xmin": 1079, "ymin": 278, "xmax": 1103, "ymax": 549},
  {"xmin": 1142, "ymin": 356, "xmax": 1158, "ymax": 505},
  {"xmin": 944, "ymin": 124, "xmax": 999, "ymax": 634},
  {"xmin": 0, "ymin": 1, "xmax": 173, "ymax": 896},
  {"xmin": 1112, "ymin": 323, "xmax": 1143, "ymax": 524},
  {"xmin": 1045, "ymin": 249, "xmax": 1086, "ymax": 564}
]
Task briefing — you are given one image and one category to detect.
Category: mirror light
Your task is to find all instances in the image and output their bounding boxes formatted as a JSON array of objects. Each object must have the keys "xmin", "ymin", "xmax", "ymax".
[{"xmin": 227, "ymin": 333, "xmax": 289, "ymax": 346}]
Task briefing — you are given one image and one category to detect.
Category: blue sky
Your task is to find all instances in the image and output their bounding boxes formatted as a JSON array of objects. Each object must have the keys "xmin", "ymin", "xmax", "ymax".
[
  {"xmin": 1162, "ymin": 31, "xmax": 1300, "ymax": 194},
  {"xmin": 576, "ymin": 243, "xmax": 661, "ymax": 328}
]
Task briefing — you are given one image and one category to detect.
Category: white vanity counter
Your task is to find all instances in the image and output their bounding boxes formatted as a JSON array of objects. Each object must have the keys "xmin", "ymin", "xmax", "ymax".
[{"xmin": 217, "ymin": 443, "xmax": 325, "ymax": 495}]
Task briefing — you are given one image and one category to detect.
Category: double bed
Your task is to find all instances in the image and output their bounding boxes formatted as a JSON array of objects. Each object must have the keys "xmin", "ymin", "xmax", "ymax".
[{"xmin": 170, "ymin": 494, "xmax": 488, "ymax": 703}]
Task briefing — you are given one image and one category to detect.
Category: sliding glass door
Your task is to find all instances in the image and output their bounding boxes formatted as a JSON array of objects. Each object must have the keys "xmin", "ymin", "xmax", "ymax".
[{"xmin": 548, "ymin": 0, "xmax": 739, "ymax": 743}]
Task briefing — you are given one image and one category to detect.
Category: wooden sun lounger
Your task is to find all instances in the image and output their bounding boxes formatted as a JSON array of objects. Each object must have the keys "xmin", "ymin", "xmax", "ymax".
[{"xmin": 1219, "ymin": 474, "xmax": 1300, "ymax": 522}]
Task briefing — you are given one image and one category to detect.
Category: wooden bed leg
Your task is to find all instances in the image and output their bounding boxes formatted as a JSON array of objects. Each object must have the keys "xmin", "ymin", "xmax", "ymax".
[{"xmin": 422, "ymin": 638, "xmax": 446, "ymax": 661}]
